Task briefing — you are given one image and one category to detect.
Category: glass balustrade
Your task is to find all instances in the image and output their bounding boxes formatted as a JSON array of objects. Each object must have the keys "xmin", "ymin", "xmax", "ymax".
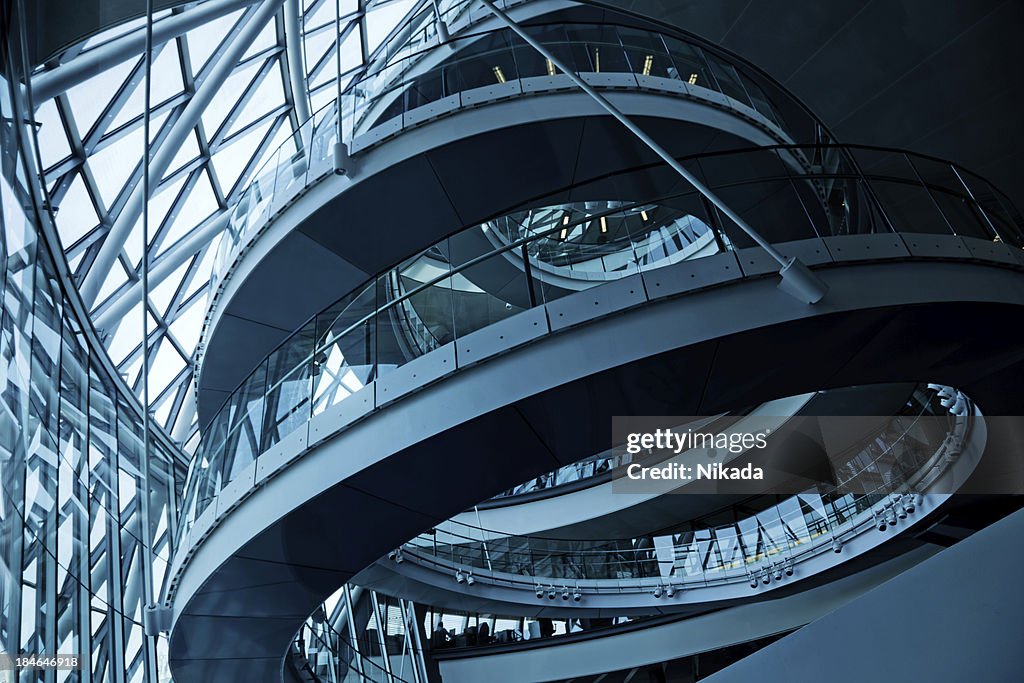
[
  {"xmin": 396, "ymin": 388, "xmax": 970, "ymax": 588},
  {"xmin": 178, "ymin": 142, "xmax": 1022, "ymax": 547}
]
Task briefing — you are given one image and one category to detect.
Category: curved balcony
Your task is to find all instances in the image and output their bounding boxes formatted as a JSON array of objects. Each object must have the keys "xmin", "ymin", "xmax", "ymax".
[
  {"xmin": 355, "ymin": 387, "xmax": 982, "ymax": 613},
  {"xmin": 177, "ymin": 143, "xmax": 1024, "ymax": 544},
  {"xmin": 212, "ymin": 12, "xmax": 826, "ymax": 290},
  {"xmin": 197, "ymin": 9, "xmax": 844, "ymax": 420},
  {"xmin": 303, "ymin": 543, "xmax": 935, "ymax": 683}
]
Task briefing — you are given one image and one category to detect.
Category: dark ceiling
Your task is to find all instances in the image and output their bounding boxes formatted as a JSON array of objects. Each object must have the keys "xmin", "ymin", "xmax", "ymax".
[{"xmin": 606, "ymin": 0, "xmax": 1024, "ymax": 211}]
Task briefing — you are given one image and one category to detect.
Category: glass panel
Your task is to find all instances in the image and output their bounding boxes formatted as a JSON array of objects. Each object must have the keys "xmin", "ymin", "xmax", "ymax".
[
  {"xmin": 312, "ymin": 283, "xmax": 377, "ymax": 417},
  {"xmin": 627, "ymin": 195, "xmax": 724, "ymax": 270},
  {"xmin": 221, "ymin": 360, "xmax": 268, "ymax": 483},
  {"xmin": 520, "ymin": 24, "xmax": 579, "ymax": 74},
  {"xmin": 865, "ymin": 179, "xmax": 955, "ymax": 236},
  {"xmin": 698, "ymin": 150, "xmax": 821, "ymax": 244},
  {"xmin": 617, "ymin": 26, "xmax": 672, "ymax": 78},
  {"xmin": 705, "ymin": 53, "xmax": 751, "ymax": 107},
  {"xmin": 449, "ymin": 31, "xmax": 518, "ymax": 90},
  {"xmin": 908, "ymin": 156, "xmax": 998, "ymax": 241},
  {"xmin": 261, "ymin": 320, "xmax": 316, "ymax": 451},
  {"xmin": 738, "ymin": 71, "xmax": 783, "ymax": 126},
  {"xmin": 447, "ymin": 240, "xmax": 532, "ymax": 338},
  {"xmin": 662, "ymin": 37, "xmax": 714, "ymax": 86},
  {"xmin": 961, "ymin": 171, "xmax": 1024, "ymax": 247},
  {"xmin": 376, "ymin": 246, "xmax": 454, "ymax": 374},
  {"xmin": 569, "ymin": 23, "xmax": 630, "ymax": 73}
]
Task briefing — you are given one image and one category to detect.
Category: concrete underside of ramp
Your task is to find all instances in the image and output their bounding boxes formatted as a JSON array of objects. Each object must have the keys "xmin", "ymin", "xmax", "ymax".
[{"xmin": 168, "ymin": 260, "xmax": 1024, "ymax": 681}]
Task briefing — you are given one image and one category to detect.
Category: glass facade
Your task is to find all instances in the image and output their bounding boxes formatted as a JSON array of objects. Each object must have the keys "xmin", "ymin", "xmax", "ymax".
[
  {"xmin": 296, "ymin": 586, "xmax": 428, "ymax": 683},
  {"xmin": 29, "ymin": 0, "xmax": 453, "ymax": 445},
  {"xmin": 1, "ymin": 66, "xmax": 185, "ymax": 683},
  {"xmin": 2, "ymin": 15, "xmax": 426, "ymax": 682}
]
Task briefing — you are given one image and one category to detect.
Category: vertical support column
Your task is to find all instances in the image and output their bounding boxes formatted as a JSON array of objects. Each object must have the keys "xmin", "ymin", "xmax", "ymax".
[
  {"xmin": 370, "ymin": 591, "xmax": 394, "ymax": 681},
  {"xmin": 283, "ymin": 0, "xmax": 311, "ymax": 123},
  {"xmin": 399, "ymin": 599, "xmax": 426, "ymax": 683},
  {"xmin": 137, "ymin": 6, "xmax": 161, "ymax": 680},
  {"xmin": 343, "ymin": 585, "xmax": 367, "ymax": 680}
]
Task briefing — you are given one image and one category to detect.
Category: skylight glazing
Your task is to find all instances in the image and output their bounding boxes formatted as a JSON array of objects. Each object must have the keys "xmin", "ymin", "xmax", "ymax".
[{"xmin": 29, "ymin": 0, "xmax": 441, "ymax": 449}]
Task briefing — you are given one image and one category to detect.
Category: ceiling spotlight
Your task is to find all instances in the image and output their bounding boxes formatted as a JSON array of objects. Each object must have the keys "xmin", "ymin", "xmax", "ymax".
[
  {"xmin": 665, "ymin": 585, "xmax": 675, "ymax": 598},
  {"xmin": 536, "ymin": 585, "xmax": 545, "ymax": 599},
  {"xmin": 832, "ymin": 538, "xmax": 843, "ymax": 554},
  {"xmin": 547, "ymin": 586, "xmax": 557, "ymax": 600},
  {"xmin": 761, "ymin": 569, "xmax": 771, "ymax": 585},
  {"xmin": 466, "ymin": 573, "xmax": 475, "ymax": 586},
  {"xmin": 784, "ymin": 560, "xmax": 794, "ymax": 577},
  {"xmin": 573, "ymin": 589, "xmax": 582, "ymax": 602},
  {"xmin": 749, "ymin": 574, "xmax": 758, "ymax": 589},
  {"xmin": 875, "ymin": 513, "xmax": 887, "ymax": 532},
  {"xmin": 774, "ymin": 565, "xmax": 783, "ymax": 582},
  {"xmin": 387, "ymin": 550, "xmax": 397, "ymax": 561},
  {"xmin": 904, "ymin": 496, "xmax": 916, "ymax": 514},
  {"xmin": 653, "ymin": 585, "xmax": 663, "ymax": 598},
  {"xmin": 887, "ymin": 508, "xmax": 898, "ymax": 526},
  {"xmin": 455, "ymin": 570, "xmax": 465, "ymax": 584},
  {"xmin": 561, "ymin": 587, "xmax": 570, "ymax": 601}
]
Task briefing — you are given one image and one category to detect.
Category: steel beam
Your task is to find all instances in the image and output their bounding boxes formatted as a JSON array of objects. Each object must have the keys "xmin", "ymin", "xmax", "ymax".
[
  {"xmin": 92, "ymin": 210, "xmax": 230, "ymax": 329},
  {"xmin": 79, "ymin": 0, "xmax": 286, "ymax": 306},
  {"xmin": 283, "ymin": 0, "xmax": 311, "ymax": 122}
]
